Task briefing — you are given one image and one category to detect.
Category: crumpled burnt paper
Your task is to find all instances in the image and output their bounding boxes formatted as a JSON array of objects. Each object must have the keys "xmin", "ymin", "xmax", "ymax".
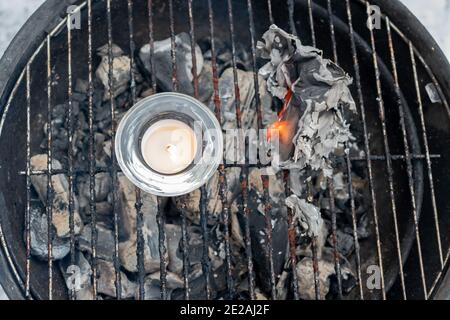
[
  {"xmin": 257, "ymin": 25, "xmax": 357, "ymax": 177},
  {"xmin": 285, "ymin": 194, "xmax": 323, "ymax": 238}
]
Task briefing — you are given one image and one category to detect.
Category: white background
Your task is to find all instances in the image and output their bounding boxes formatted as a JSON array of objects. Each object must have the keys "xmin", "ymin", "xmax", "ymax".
[{"xmin": 0, "ymin": 0, "xmax": 449, "ymax": 300}]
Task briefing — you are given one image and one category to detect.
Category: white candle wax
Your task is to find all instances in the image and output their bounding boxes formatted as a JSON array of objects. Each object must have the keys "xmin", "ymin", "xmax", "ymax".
[{"xmin": 141, "ymin": 119, "xmax": 198, "ymax": 174}]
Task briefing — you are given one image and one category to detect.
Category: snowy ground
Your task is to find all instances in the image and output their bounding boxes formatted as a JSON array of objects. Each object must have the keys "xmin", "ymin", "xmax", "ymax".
[
  {"xmin": 402, "ymin": 0, "xmax": 450, "ymax": 61},
  {"xmin": 0, "ymin": 0, "xmax": 45, "ymax": 56},
  {"xmin": 0, "ymin": 0, "xmax": 449, "ymax": 300}
]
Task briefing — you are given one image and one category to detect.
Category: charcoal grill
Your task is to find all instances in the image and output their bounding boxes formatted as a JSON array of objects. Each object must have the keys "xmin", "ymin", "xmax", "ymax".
[{"xmin": 0, "ymin": 0, "xmax": 449, "ymax": 300}]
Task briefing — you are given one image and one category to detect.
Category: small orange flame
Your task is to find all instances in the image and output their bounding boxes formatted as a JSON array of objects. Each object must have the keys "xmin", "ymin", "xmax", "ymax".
[
  {"xmin": 267, "ymin": 120, "xmax": 289, "ymax": 141},
  {"xmin": 267, "ymin": 88, "xmax": 293, "ymax": 142}
]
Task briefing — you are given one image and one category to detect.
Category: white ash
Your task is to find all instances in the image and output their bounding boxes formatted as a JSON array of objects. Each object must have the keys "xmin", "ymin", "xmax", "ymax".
[
  {"xmin": 117, "ymin": 174, "xmax": 163, "ymax": 274},
  {"xmin": 97, "ymin": 259, "xmax": 137, "ymax": 299},
  {"xmin": 285, "ymin": 195, "xmax": 324, "ymax": 238},
  {"xmin": 165, "ymin": 224, "xmax": 183, "ymax": 274},
  {"xmin": 139, "ymin": 272, "xmax": 184, "ymax": 300},
  {"xmin": 296, "ymin": 222, "xmax": 329, "ymax": 260},
  {"xmin": 78, "ymin": 224, "xmax": 115, "ymax": 261},
  {"xmin": 28, "ymin": 204, "xmax": 70, "ymax": 261},
  {"xmin": 96, "ymin": 44, "xmax": 131, "ymax": 101},
  {"xmin": 332, "ymin": 172, "xmax": 350, "ymax": 201},
  {"xmin": 30, "ymin": 154, "xmax": 83, "ymax": 238},
  {"xmin": 257, "ymin": 25, "xmax": 357, "ymax": 177},
  {"xmin": 139, "ymin": 33, "xmax": 203, "ymax": 95},
  {"xmin": 213, "ymin": 68, "xmax": 276, "ymax": 131},
  {"xmin": 296, "ymin": 248, "xmax": 355, "ymax": 300},
  {"xmin": 197, "ymin": 61, "xmax": 214, "ymax": 103}
]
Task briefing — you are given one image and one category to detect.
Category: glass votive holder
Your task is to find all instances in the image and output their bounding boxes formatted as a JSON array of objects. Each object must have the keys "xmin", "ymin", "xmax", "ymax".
[{"xmin": 115, "ymin": 92, "xmax": 223, "ymax": 197}]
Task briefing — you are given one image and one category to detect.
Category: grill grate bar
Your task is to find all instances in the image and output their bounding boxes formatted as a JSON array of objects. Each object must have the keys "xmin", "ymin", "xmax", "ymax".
[
  {"xmin": 168, "ymin": 0, "xmax": 191, "ymax": 300},
  {"xmin": 267, "ymin": 0, "xmax": 274, "ymax": 25},
  {"xmin": 325, "ymin": 1, "xmax": 343, "ymax": 299},
  {"xmin": 410, "ymin": 50, "xmax": 450, "ymax": 119},
  {"xmin": 208, "ymin": 0, "xmax": 234, "ymax": 299},
  {"xmin": 187, "ymin": 0, "xmax": 212, "ymax": 299},
  {"xmin": 346, "ymin": 0, "xmax": 386, "ymax": 300},
  {"xmin": 409, "ymin": 41, "xmax": 445, "ymax": 271},
  {"xmin": 147, "ymin": 0, "xmax": 157, "ymax": 94},
  {"xmin": 304, "ymin": 2, "xmax": 321, "ymax": 300},
  {"xmin": 198, "ymin": 186, "xmax": 212, "ymax": 299},
  {"xmin": 25, "ymin": 64, "xmax": 32, "ymax": 299},
  {"xmin": 188, "ymin": 0, "xmax": 199, "ymax": 98},
  {"xmin": 288, "ymin": 0, "xmax": 297, "ymax": 36},
  {"xmin": 233, "ymin": 0, "xmax": 256, "ymax": 300},
  {"xmin": 66, "ymin": 12, "xmax": 77, "ymax": 300},
  {"xmin": 246, "ymin": 0, "xmax": 276, "ymax": 299},
  {"xmin": 328, "ymin": 179, "xmax": 343, "ymax": 299},
  {"xmin": 409, "ymin": 40, "xmax": 438, "ymax": 297},
  {"xmin": 18, "ymin": 154, "xmax": 442, "ymax": 175},
  {"xmin": 145, "ymin": 0, "xmax": 168, "ymax": 301},
  {"xmin": 346, "ymin": 0, "xmax": 385, "ymax": 300},
  {"xmin": 46, "ymin": 35, "xmax": 54, "ymax": 301},
  {"xmin": 284, "ymin": 171, "xmax": 300, "ymax": 300},
  {"xmin": 180, "ymin": 208, "xmax": 191, "ymax": 300},
  {"xmin": 169, "ymin": 0, "xmax": 178, "ymax": 93},
  {"xmin": 187, "ymin": 0, "xmax": 211, "ymax": 300},
  {"xmin": 305, "ymin": 180, "xmax": 321, "ymax": 300},
  {"xmin": 327, "ymin": 0, "xmax": 338, "ymax": 64},
  {"xmin": 385, "ymin": 17, "xmax": 413, "ymax": 299},
  {"xmin": 311, "ymin": 235, "xmax": 321, "ymax": 299},
  {"xmin": 127, "ymin": 0, "xmax": 146, "ymax": 300},
  {"xmin": 346, "ymin": 148, "xmax": 364, "ymax": 299},
  {"xmin": 326, "ymin": 0, "xmax": 363, "ymax": 299},
  {"xmin": 106, "ymin": 0, "xmax": 123, "ymax": 299},
  {"xmin": 429, "ymin": 251, "xmax": 450, "ymax": 297},
  {"xmin": 87, "ymin": 0, "xmax": 98, "ymax": 299},
  {"xmin": 307, "ymin": 0, "xmax": 316, "ymax": 47},
  {"xmin": 156, "ymin": 198, "xmax": 168, "ymax": 299},
  {"xmin": 367, "ymin": 1, "xmax": 406, "ymax": 301}
]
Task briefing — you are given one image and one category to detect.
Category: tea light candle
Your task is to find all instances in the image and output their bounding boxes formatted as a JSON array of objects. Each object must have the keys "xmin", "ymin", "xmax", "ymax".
[
  {"xmin": 115, "ymin": 92, "xmax": 222, "ymax": 196},
  {"xmin": 141, "ymin": 119, "xmax": 198, "ymax": 174}
]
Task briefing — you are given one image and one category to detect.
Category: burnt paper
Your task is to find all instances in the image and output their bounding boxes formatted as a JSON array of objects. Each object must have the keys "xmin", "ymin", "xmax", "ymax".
[{"xmin": 257, "ymin": 25, "xmax": 357, "ymax": 177}]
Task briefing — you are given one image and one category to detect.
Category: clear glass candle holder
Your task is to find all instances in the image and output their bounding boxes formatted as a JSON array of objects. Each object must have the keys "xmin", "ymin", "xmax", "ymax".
[{"xmin": 115, "ymin": 92, "xmax": 223, "ymax": 197}]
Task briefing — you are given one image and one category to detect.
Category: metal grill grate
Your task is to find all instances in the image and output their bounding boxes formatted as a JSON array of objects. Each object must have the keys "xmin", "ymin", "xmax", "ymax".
[{"xmin": 0, "ymin": 0, "xmax": 449, "ymax": 300}]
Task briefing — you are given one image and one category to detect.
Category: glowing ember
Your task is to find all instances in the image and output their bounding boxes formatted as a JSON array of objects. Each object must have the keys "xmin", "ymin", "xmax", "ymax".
[
  {"xmin": 277, "ymin": 88, "xmax": 293, "ymax": 120},
  {"xmin": 267, "ymin": 120, "xmax": 289, "ymax": 141},
  {"xmin": 267, "ymin": 88, "xmax": 293, "ymax": 142}
]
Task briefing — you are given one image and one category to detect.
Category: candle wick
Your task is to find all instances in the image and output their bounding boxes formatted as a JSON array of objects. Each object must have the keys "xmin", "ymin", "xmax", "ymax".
[{"xmin": 166, "ymin": 144, "xmax": 178, "ymax": 157}]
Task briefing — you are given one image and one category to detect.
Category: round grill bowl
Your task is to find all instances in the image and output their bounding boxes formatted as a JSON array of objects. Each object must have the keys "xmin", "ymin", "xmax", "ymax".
[{"xmin": 0, "ymin": 0, "xmax": 449, "ymax": 300}]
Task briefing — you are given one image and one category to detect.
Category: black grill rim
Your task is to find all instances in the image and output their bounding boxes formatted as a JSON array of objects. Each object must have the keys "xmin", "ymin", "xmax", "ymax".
[{"xmin": 0, "ymin": 0, "xmax": 449, "ymax": 300}]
